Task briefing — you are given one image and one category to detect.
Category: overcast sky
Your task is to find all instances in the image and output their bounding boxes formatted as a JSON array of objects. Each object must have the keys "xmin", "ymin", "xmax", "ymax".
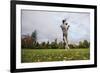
[{"xmin": 21, "ymin": 10, "xmax": 90, "ymax": 44}]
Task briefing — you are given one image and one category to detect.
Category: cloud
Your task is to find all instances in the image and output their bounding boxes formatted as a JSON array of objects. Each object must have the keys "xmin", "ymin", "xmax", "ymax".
[{"xmin": 21, "ymin": 10, "xmax": 90, "ymax": 43}]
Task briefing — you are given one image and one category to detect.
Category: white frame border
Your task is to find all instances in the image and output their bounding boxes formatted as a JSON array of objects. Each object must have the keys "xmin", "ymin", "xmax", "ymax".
[{"xmin": 16, "ymin": 4, "xmax": 95, "ymax": 69}]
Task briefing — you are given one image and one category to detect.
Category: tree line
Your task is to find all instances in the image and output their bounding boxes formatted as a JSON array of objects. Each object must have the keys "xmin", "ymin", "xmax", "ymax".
[{"xmin": 21, "ymin": 30, "xmax": 90, "ymax": 49}]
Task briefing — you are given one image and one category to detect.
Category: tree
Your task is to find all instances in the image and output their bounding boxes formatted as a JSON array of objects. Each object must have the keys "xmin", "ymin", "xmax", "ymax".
[
  {"xmin": 69, "ymin": 44, "xmax": 76, "ymax": 49},
  {"xmin": 31, "ymin": 30, "xmax": 37, "ymax": 48},
  {"xmin": 31, "ymin": 30, "xmax": 37, "ymax": 43},
  {"xmin": 79, "ymin": 41, "xmax": 83, "ymax": 48},
  {"xmin": 21, "ymin": 35, "xmax": 33, "ymax": 48},
  {"xmin": 46, "ymin": 41, "xmax": 51, "ymax": 49},
  {"xmin": 41, "ymin": 42, "xmax": 46, "ymax": 49},
  {"xmin": 50, "ymin": 39, "xmax": 58, "ymax": 49},
  {"xmin": 83, "ymin": 40, "xmax": 90, "ymax": 48},
  {"xmin": 78, "ymin": 40, "xmax": 90, "ymax": 48}
]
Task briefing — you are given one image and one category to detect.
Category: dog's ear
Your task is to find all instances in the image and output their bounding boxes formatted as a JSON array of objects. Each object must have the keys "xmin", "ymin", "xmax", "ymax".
[{"xmin": 62, "ymin": 19, "xmax": 66, "ymax": 23}]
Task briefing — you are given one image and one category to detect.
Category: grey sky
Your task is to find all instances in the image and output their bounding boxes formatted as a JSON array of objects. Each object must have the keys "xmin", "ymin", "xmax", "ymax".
[{"xmin": 21, "ymin": 10, "xmax": 90, "ymax": 44}]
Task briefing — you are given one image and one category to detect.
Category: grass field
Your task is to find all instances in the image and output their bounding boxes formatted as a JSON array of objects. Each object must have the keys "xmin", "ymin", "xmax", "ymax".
[{"xmin": 21, "ymin": 49, "xmax": 90, "ymax": 63}]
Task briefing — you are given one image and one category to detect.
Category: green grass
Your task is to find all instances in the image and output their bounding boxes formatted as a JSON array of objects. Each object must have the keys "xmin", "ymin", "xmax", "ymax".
[{"xmin": 21, "ymin": 49, "xmax": 90, "ymax": 63}]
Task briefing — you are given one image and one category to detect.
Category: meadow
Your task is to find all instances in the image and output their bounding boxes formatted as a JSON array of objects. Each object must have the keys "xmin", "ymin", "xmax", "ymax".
[{"xmin": 21, "ymin": 49, "xmax": 90, "ymax": 63}]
